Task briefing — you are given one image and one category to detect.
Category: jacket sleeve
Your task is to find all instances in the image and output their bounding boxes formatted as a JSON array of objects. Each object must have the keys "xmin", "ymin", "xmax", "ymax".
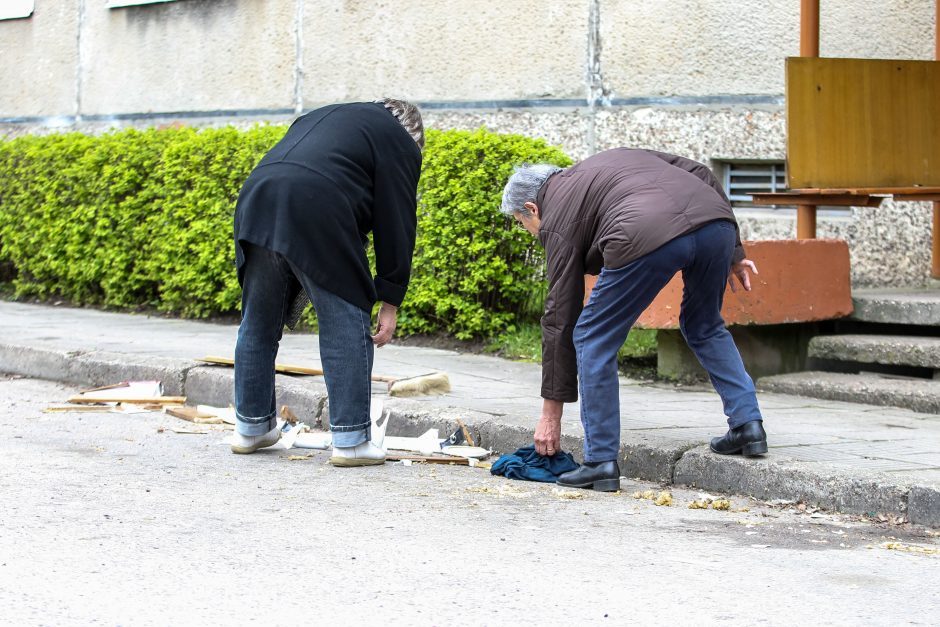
[
  {"xmin": 540, "ymin": 231, "xmax": 584, "ymax": 403},
  {"xmin": 372, "ymin": 149, "xmax": 421, "ymax": 307},
  {"xmin": 647, "ymin": 150, "xmax": 746, "ymax": 264}
]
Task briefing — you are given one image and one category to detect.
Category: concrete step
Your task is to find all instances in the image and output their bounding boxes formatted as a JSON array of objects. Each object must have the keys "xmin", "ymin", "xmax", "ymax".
[
  {"xmin": 758, "ymin": 371, "xmax": 940, "ymax": 415},
  {"xmin": 809, "ymin": 334, "xmax": 940, "ymax": 369},
  {"xmin": 851, "ymin": 288, "xmax": 940, "ymax": 325}
]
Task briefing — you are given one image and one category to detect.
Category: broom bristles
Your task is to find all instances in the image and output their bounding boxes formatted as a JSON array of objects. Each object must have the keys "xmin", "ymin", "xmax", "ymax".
[{"xmin": 388, "ymin": 371, "xmax": 451, "ymax": 397}]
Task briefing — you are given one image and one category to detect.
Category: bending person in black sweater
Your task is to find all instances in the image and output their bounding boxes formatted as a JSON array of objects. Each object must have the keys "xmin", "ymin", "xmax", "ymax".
[{"xmin": 231, "ymin": 99, "xmax": 423, "ymax": 466}]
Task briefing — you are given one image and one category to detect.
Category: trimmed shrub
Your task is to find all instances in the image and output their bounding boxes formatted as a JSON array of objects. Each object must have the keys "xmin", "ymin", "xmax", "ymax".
[
  {"xmin": 403, "ymin": 128, "xmax": 571, "ymax": 339},
  {"xmin": 0, "ymin": 126, "xmax": 286, "ymax": 316},
  {"xmin": 0, "ymin": 125, "xmax": 570, "ymax": 338}
]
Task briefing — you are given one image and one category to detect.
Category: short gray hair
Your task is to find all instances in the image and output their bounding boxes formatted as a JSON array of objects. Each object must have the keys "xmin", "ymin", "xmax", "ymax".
[
  {"xmin": 378, "ymin": 98, "xmax": 425, "ymax": 150},
  {"xmin": 500, "ymin": 164, "xmax": 563, "ymax": 216}
]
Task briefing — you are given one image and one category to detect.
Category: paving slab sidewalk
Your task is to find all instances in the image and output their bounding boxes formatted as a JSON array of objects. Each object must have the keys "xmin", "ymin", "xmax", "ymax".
[{"xmin": 1, "ymin": 300, "xmax": 938, "ymax": 526}]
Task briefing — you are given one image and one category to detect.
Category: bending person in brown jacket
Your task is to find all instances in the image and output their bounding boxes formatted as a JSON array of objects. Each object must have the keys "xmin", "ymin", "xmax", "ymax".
[{"xmin": 500, "ymin": 148, "xmax": 766, "ymax": 492}]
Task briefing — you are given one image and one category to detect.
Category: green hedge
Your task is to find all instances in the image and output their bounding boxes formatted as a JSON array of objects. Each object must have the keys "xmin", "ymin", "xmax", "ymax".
[
  {"xmin": 0, "ymin": 125, "xmax": 570, "ymax": 338},
  {"xmin": 0, "ymin": 126, "xmax": 286, "ymax": 317},
  {"xmin": 402, "ymin": 128, "xmax": 570, "ymax": 338}
]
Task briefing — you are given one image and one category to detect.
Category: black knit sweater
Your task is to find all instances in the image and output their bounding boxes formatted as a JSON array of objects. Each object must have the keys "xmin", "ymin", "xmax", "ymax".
[{"xmin": 234, "ymin": 102, "xmax": 422, "ymax": 311}]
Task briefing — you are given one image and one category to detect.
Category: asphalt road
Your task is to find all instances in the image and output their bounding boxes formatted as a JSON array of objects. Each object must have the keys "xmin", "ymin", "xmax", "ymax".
[{"xmin": 1, "ymin": 375, "xmax": 938, "ymax": 626}]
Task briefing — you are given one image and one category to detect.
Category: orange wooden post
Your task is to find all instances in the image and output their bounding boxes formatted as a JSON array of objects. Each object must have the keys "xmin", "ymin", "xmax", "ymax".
[
  {"xmin": 800, "ymin": 0, "xmax": 820, "ymax": 57},
  {"xmin": 797, "ymin": 205, "xmax": 818, "ymax": 239},
  {"xmin": 798, "ymin": 0, "xmax": 820, "ymax": 239}
]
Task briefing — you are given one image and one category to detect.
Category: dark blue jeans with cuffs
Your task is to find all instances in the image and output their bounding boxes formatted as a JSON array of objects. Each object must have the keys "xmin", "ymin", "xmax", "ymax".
[
  {"xmin": 573, "ymin": 220, "xmax": 764, "ymax": 463},
  {"xmin": 234, "ymin": 242, "xmax": 373, "ymax": 447}
]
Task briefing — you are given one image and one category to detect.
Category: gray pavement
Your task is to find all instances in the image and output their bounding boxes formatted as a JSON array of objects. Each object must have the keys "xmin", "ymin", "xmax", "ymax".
[
  {"xmin": 0, "ymin": 377, "xmax": 940, "ymax": 627},
  {"xmin": 1, "ymin": 300, "xmax": 939, "ymax": 526},
  {"xmin": 2, "ymin": 376, "xmax": 939, "ymax": 626}
]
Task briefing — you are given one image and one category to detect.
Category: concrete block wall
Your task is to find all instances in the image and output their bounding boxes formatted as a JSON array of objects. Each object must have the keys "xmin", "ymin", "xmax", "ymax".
[{"xmin": 0, "ymin": 0, "xmax": 936, "ymax": 287}]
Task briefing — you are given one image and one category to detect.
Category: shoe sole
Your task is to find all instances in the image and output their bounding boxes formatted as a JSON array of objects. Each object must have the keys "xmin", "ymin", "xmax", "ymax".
[
  {"xmin": 557, "ymin": 478, "xmax": 621, "ymax": 492},
  {"xmin": 230, "ymin": 437, "xmax": 281, "ymax": 455},
  {"xmin": 742, "ymin": 441, "xmax": 768, "ymax": 456},
  {"xmin": 329, "ymin": 456, "xmax": 386, "ymax": 467},
  {"xmin": 709, "ymin": 441, "xmax": 768, "ymax": 457}
]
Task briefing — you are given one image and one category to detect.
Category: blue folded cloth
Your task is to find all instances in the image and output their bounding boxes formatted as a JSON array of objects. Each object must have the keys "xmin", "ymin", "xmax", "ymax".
[{"xmin": 490, "ymin": 445, "xmax": 579, "ymax": 483}]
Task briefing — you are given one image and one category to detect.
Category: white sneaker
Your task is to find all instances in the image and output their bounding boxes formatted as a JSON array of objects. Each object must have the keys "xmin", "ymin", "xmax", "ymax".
[
  {"xmin": 230, "ymin": 426, "xmax": 281, "ymax": 454},
  {"xmin": 329, "ymin": 441, "xmax": 386, "ymax": 467}
]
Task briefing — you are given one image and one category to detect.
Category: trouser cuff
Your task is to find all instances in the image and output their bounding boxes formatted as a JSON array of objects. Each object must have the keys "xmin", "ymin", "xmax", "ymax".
[
  {"xmin": 236, "ymin": 411, "xmax": 277, "ymax": 436},
  {"xmin": 332, "ymin": 428, "xmax": 368, "ymax": 448}
]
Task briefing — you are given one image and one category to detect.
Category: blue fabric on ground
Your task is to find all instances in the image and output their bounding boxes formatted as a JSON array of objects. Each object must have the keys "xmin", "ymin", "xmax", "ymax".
[{"xmin": 490, "ymin": 446, "xmax": 579, "ymax": 483}]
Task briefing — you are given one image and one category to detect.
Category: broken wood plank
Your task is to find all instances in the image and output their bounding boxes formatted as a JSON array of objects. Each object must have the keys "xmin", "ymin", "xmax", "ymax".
[
  {"xmin": 199, "ymin": 356, "xmax": 325, "ymax": 377},
  {"xmin": 385, "ymin": 453, "xmax": 470, "ymax": 465},
  {"xmin": 199, "ymin": 355, "xmax": 401, "ymax": 384},
  {"xmin": 66, "ymin": 395, "xmax": 186, "ymax": 405},
  {"xmin": 44, "ymin": 405, "xmax": 113, "ymax": 413},
  {"xmin": 165, "ymin": 406, "xmax": 222, "ymax": 424}
]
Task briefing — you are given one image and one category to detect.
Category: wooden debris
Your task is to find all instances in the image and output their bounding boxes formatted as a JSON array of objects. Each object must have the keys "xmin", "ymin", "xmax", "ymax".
[
  {"xmin": 199, "ymin": 356, "xmax": 413, "ymax": 389},
  {"xmin": 166, "ymin": 426, "xmax": 209, "ymax": 435},
  {"xmin": 386, "ymin": 453, "xmax": 470, "ymax": 465},
  {"xmin": 44, "ymin": 405, "xmax": 113, "ymax": 413},
  {"xmin": 165, "ymin": 406, "xmax": 223, "ymax": 424},
  {"xmin": 200, "ymin": 355, "xmax": 324, "ymax": 377},
  {"xmin": 280, "ymin": 405, "xmax": 301, "ymax": 425},
  {"xmin": 67, "ymin": 395, "xmax": 186, "ymax": 405}
]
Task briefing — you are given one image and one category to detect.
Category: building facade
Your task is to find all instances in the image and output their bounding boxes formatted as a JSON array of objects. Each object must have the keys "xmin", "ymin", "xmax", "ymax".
[{"xmin": 1, "ymin": 0, "xmax": 936, "ymax": 288}]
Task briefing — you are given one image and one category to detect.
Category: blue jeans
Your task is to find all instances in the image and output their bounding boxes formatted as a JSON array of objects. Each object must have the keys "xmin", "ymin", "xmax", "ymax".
[
  {"xmin": 573, "ymin": 220, "xmax": 763, "ymax": 463},
  {"xmin": 234, "ymin": 243, "xmax": 374, "ymax": 446}
]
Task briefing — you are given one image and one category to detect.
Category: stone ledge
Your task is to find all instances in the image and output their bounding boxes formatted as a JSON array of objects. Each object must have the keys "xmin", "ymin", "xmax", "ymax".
[
  {"xmin": 809, "ymin": 334, "xmax": 940, "ymax": 369},
  {"xmin": 851, "ymin": 289, "xmax": 940, "ymax": 326},
  {"xmin": 758, "ymin": 371, "xmax": 940, "ymax": 414},
  {"xmin": 633, "ymin": 239, "xmax": 853, "ymax": 329}
]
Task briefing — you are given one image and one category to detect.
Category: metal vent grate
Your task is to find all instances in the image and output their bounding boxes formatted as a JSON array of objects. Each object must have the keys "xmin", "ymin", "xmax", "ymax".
[{"xmin": 722, "ymin": 161, "xmax": 787, "ymax": 205}]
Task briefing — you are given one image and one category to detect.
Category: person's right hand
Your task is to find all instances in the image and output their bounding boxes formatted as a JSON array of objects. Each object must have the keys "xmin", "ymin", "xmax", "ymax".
[{"xmin": 729, "ymin": 259, "xmax": 759, "ymax": 293}]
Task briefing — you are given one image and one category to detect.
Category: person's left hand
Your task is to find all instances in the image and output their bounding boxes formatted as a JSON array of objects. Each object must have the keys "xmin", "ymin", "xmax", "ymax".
[
  {"xmin": 728, "ymin": 259, "xmax": 759, "ymax": 293},
  {"xmin": 371, "ymin": 302, "xmax": 398, "ymax": 347},
  {"xmin": 534, "ymin": 399, "xmax": 564, "ymax": 456}
]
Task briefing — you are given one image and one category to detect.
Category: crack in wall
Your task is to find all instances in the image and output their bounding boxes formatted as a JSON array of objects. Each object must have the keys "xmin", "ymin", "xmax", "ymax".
[
  {"xmin": 585, "ymin": 0, "xmax": 610, "ymax": 155},
  {"xmin": 586, "ymin": 0, "xmax": 610, "ymax": 109},
  {"xmin": 293, "ymin": 0, "xmax": 304, "ymax": 115},
  {"xmin": 75, "ymin": 0, "xmax": 86, "ymax": 121}
]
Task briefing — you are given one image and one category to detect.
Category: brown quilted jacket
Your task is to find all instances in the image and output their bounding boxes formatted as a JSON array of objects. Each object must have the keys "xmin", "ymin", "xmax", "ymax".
[{"xmin": 535, "ymin": 148, "xmax": 745, "ymax": 402}]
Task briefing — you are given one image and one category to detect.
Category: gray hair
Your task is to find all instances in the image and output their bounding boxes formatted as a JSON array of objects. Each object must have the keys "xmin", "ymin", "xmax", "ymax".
[
  {"xmin": 378, "ymin": 98, "xmax": 425, "ymax": 150},
  {"xmin": 500, "ymin": 164, "xmax": 563, "ymax": 216}
]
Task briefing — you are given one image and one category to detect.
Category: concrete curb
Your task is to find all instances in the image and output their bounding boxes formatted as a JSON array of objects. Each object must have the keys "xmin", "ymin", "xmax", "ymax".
[
  {"xmin": 0, "ymin": 344, "xmax": 191, "ymax": 394},
  {"xmin": 674, "ymin": 449, "xmax": 913, "ymax": 521},
  {"xmin": 3, "ymin": 343, "xmax": 938, "ymax": 527}
]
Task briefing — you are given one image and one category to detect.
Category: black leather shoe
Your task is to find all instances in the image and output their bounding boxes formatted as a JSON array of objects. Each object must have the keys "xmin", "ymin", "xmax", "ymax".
[
  {"xmin": 557, "ymin": 461, "xmax": 621, "ymax": 492},
  {"xmin": 710, "ymin": 420, "xmax": 767, "ymax": 457}
]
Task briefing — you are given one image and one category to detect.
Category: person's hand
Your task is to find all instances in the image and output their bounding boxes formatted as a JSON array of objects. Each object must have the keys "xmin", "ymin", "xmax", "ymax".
[
  {"xmin": 534, "ymin": 399, "xmax": 563, "ymax": 456},
  {"xmin": 728, "ymin": 259, "xmax": 759, "ymax": 293},
  {"xmin": 371, "ymin": 302, "xmax": 398, "ymax": 347}
]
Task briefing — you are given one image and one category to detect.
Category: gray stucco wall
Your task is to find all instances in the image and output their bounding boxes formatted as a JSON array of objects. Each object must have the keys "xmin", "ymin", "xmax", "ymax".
[{"xmin": 1, "ymin": 0, "xmax": 937, "ymax": 288}]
